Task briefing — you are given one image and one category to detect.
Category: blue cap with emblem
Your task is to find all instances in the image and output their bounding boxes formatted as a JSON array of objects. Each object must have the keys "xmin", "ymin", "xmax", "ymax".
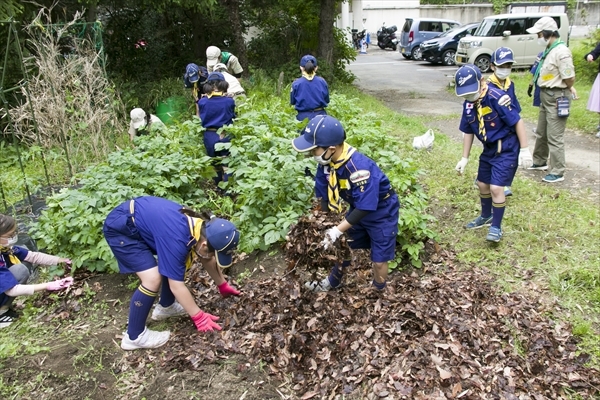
[
  {"xmin": 205, "ymin": 218, "xmax": 240, "ymax": 268},
  {"xmin": 292, "ymin": 115, "xmax": 345, "ymax": 152},
  {"xmin": 455, "ymin": 64, "xmax": 482, "ymax": 96},
  {"xmin": 491, "ymin": 47, "xmax": 515, "ymax": 65},
  {"xmin": 207, "ymin": 72, "xmax": 225, "ymax": 82}
]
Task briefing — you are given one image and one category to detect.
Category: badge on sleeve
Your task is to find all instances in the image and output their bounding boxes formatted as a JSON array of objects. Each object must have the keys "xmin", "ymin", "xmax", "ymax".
[{"xmin": 349, "ymin": 170, "xmax": 370, "ymax": 185}]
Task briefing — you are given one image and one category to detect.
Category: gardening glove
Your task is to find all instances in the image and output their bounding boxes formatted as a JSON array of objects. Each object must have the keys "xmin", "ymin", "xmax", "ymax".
[
  {"xmin": 321, "ymin": 227, "xmax": 343, "ymax": 250},
  {"xmin": 518, "ymin": 148, "xmax": 533, "ymax": 169},
  {"xmin": 47, "ymin": 277, "xmax": 74, "ymax": 291},
  {"xmin": 191, "ymin": 310, "xmax": 222, "ymax": 332},
  {"xmin": 527, "ymin": 84, "xmax": 533, "ymax": 98},
  {"xmin": 455, "ymin": 157, "xmax": 469, "ymax": 175},
  {"xmin": 498, "ymin": 94, "xmax": 511, "ymax": 107},
  {"xmin": 218, "ymin": 281, "xmax": 240, "ymax": 298}
]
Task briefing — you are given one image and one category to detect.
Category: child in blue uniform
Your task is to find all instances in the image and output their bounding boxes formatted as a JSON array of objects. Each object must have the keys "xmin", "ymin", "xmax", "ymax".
[
  {"xmin": 184, "ymin": 63, "xmax": 209, "ymax": 101},
  {"xmin": 290, "ymin": 55, "xmax": 330, "ymax": 122},
  {"xmin": 0, "ymin": 214, "xmax": 73, "ymax": 328},
  {"xmin": 197, "ymin": 72, "xmax": 236, "ymax": 186},
  {"xmin": 454, "ymin": 65, "xmax": 532, "ymax": 242},
  {"xmin": 103, "ymin": 196, "xmax": 241, "ymax": 350},
  {"xmin": 292, "ymin": 115, "xmax": 399, "ymax": 291},
  {"xmin": 487, "ymin": 47, "xmax": 521, "ymax": 197}
]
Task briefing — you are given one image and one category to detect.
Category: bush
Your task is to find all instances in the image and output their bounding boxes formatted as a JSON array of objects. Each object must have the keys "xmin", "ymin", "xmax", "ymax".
[
  {"xmin": 32, "ymin": 87, "xmax": 436, "ymax": 272},
  {"xmin": 572, "ymin": 29, "xmax": 600, "ymax": 85}
]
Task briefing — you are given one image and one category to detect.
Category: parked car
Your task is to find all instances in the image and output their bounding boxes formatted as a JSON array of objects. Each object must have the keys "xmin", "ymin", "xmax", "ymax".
[
  {"xmin": 420, "ymin": 22, "xmax": 480, "ymax": 66},
  {"xmin": 399, "ymin": 18, "xmax": 461, "ymax": 60},
  {"xmin": 455, "ymin": 13, "xmax": 569, "ymax": 72}
]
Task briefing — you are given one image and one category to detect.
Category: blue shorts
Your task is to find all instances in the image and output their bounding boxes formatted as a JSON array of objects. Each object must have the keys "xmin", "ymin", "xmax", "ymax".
[
  {"xmin": 346, "ymin": 194, "xmax": 400, "ymax": 262},
  {"xmin": 203, "ymin": 131, "xmax": 231, "ymax": 158},
  {"xmin": 296, "ymin": 109, "xmax": 327, "ymax": 123},
  {"xmin": 102, "ymin": 201, "xmax": 157, "ymax": 274},
  {"xmin": 477, "ymin": 134, "xmax": 519, "ymax": 187}
]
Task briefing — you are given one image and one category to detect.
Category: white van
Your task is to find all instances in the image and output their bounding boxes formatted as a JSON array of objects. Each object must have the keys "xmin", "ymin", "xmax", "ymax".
[{"xmin": 455, "ymin": 13, "xmax": 569, "ymax": 72}]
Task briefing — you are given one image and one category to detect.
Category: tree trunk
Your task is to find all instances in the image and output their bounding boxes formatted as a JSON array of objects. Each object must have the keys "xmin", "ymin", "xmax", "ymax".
[
  {"xmin": 317, "ymin": 0, "xmax": 337, "ymax": 67},
  {"xmin": 219, "ymin": 0, "xmax": 247, "ymax": 77}
]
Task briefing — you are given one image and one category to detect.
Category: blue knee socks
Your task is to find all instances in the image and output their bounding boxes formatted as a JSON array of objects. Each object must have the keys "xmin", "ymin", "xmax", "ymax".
[
  {"xmin": 492, "ymin": 201, "xmax": 506, "ymax": 229},
  {"xmin": 480, "ymin": 193, "xmax": 492, "ymax": 218},
  {"xmin": 328, "ymin": 260, "xmax": 351, "ymax": 288},
  {"xmin": 128, "ymin": 285, "xmax": 157, "ymax": 340},
  {"xmin": 158, "ymin": 276, "xmax": 175, "ymax": 307}
]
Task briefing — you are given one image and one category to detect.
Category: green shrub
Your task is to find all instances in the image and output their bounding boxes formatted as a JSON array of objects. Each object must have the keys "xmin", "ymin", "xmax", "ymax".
[{"xmin": 571, "ymin": 29, "xmax": 600, "ymax": 85}]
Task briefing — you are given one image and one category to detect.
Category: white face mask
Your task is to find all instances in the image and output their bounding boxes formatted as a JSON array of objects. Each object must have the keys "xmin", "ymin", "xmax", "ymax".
[
  {"xmin": 461, "ymin": 91, "xmax": 480, "ymax": 103},
  {"xmin": 537, "ymin": 37, "xmax": 548, "ymax": 46},
  {"xmin": 494, "ymin": 68, "xmax": 511, "ymax": 80},
  {"xmin": 313, "ymin": 148, "xmax": 333, "ymax": 165},
  {"xmin": 3, "ymin": 233, "xmax": 17, "ymax": 246}
]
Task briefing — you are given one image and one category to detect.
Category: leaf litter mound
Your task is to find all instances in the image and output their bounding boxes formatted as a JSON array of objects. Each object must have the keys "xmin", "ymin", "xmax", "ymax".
[{"xmin": 39, "ymin": 212, "xmax": 599, "ymax": 399}]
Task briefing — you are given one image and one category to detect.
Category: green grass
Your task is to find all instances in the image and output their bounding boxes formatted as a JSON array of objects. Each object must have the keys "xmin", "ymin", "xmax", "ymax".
[{"xmin": 336, "ymin": 84, "xmax": 600, "ymax": 367}]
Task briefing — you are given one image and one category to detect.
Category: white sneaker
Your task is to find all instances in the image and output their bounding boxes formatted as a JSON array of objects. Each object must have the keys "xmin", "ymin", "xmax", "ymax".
[
  {"xmin": 304, "ymin": 277, "xmax": 333, "ymax": 292},
  {"xmin": 151, "ymin": 301, "xmax": 187, "ymax": 321},
  {"xmin": 121, "ymin": 327, "xmax": 170, "ymax": 350}
]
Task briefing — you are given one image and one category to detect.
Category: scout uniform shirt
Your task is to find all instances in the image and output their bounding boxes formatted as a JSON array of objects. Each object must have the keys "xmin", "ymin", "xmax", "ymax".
[
  {"xmin": 314, "ymin": 150, "xmax": 392, "ymax": 214},
  {"xmin": 459, "ymin": 86, "xmax": 521, "ymax": 144},
  {"xmin": 536, "ymin": 44, "xmax": 575, "ymax": 89}
]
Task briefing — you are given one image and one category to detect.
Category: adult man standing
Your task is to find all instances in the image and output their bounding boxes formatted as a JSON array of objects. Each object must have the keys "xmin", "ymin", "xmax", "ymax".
[
  {"xmin": 206, "ymin": 46, "xmax": 243, "ymax": 78},
  {"xmin": 526, "ymin": 16, "xmax": 577, "ymax": 183}
]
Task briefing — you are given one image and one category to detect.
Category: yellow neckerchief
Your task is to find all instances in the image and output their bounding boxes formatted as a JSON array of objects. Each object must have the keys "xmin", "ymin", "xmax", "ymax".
[
  {"xmin": 192, "ymin": 82, "xmax": 199, "ymax": 101},
  {"xmin": 475, "ymin": 85, "xmax": 489, "ymax": 142},
  {"xmin": 328, "ymin": 142, "xmax": 356, "ymax": 213},
  {"xmin": 184, "ymin": 218, "xmax": 203, "ymax": 270},
  {"xmin": 207, "ymin": 91, "xmax": 224, "ymax": 99},
  {"xmin": 302, "ymin": 71, "xmax": 316, "ymax": 81},
  {"xmin": 487, "ymin": 73, "xmax": 511, "ymax": 91},
  {"xmin": 0, "ymin": 246, "xmax": 21, "ymax": 265}
]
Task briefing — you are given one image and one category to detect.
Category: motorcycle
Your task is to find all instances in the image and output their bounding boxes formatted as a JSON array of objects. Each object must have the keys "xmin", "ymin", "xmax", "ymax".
[
  {"xmin": 351, "ymin": 29, "xmax": 367, "ymax": 50},
  {"xmin": 377, "ymin": 24, "xmax": 397, "ymax": 51}
]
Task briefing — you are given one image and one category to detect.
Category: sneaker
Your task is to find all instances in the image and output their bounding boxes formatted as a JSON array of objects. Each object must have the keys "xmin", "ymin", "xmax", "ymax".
[
  {"xmin": 504, "ymin": 187, "xmax": 513, "ymax": 197},
  {"xmin": 527, "ymin": 163, "xmax": 548, "ymax": 171},
  {"xmin": 0, "ymin": 312, "xmax": 16, "ymax": 328},
  {"xmin": 542, "ymin": 174, "xmax": 564, "ymax": 183},
  {"xmin": 151, "ymin": 301, "xmax": 187, "ymax": 321},
  {"xmin": 121, "ymin": 327, "xmax": 170, "ymax": 350},
  {"xmin": 486, "ymin": 226, "xmax": 503, "ymax": 243},
  {"xmin": 596, "ymin": 131, "xmax": 600, "ymax": 138},
  {"xmin": 465, "ymin": 215, "xmax": 493, "ymax": 229},
  {"xmin": 305, "ymin": 277, "xmax": 334, "ymax": 292}
]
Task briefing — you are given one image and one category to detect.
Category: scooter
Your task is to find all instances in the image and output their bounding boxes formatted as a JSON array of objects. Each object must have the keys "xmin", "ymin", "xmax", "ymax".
[
  {"xmin": 352, "ymin": 29, "xmax": 367, "ymax": 50},
  {"xmin": 377, "ymin": 24, "xmax": 397, "ymax": 51}
]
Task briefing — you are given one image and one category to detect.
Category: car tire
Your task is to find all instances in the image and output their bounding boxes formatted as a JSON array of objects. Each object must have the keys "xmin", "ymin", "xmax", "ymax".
[
  {"xmin": 442, "ymin": 49, "xmax": 456, "ymax": 66},
  {"xmin": 475, "ymin": 54, "xmax": 491, "ymax": 73},
  {"xmin": 392, "ymin": 44, "xmax": 397, "ymax": 51},
  {"xmin": 411, "ymin": 47, "xmax": 422, "ymax": 61}
]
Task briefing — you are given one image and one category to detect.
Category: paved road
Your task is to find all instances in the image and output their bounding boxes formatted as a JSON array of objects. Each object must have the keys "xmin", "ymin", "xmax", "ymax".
[{"xmin": 348, "ymin": 47, "xmax": 600, "ymax": 192}]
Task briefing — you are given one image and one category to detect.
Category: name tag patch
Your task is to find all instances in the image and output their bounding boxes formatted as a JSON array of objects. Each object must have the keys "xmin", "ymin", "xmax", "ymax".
[{"xmin": 349, "ymin": 170, "xmax": 370, "ymax": 185}]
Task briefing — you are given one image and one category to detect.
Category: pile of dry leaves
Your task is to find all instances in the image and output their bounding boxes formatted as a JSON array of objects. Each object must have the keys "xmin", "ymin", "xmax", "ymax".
[{"xmin": 36, "ymin": 217, "xmax": 600, "ymax": 399}]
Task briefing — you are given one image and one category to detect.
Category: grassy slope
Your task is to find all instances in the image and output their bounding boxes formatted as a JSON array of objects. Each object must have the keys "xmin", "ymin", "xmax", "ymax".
[{"xmin": 335, "ymin": 83, "xmax": 600, "ymax": 367}]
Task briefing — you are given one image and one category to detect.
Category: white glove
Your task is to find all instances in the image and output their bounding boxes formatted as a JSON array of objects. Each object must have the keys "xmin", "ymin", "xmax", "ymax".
[
  {"xmin": 498, "ymin": 94, "xmax": 512, "ymax": 107},
  {"xmin": 321, "ymin": 227, "xmax": 343, "ymax": 250},
  {"xmin": 455, "ymin": 157, "xmax": 469, "ymax": 174},
  {"xmin": 518, "ymin": 148, "xmax": 533, "ymax": 169}
]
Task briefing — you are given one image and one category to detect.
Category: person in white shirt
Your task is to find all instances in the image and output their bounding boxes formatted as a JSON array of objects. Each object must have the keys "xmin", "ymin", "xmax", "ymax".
[
  {"xmin": 212, "ymin": 63, "xmax": 246, "ymax": 97},
  {"xmin": 128, "ymin": 108, "xmax": 166, "ymax": 141}
]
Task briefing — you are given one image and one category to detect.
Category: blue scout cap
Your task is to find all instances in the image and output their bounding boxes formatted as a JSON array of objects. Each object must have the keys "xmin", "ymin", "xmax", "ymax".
[
  {"xmin": 292, "ymin": 115, "xmax": 345, "ymax": 152},
  {"xmin": 300, "ymin": 55, "xmax": 317, "ymax": 67},
  {"xmin": 205, "ymin": 218, "xmax": 240, "ymax": 268},
  {"xmin": 186, "ymin": 63, "xmax": 200, "ymax": 83},
  {"xmin": 207, "ymin": 72, "xmax": 225, "ymax": 82},
  {"xmin": 455, "ymin": 64, "xmax": 482, "ymax": 96},
  {"xmin": 491, "ymin": 47, "xmax": 515, "ymax": 65}
]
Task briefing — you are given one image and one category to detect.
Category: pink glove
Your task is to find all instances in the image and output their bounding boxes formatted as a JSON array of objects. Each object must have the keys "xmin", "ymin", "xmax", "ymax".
[
  {"xmin": 47, "ymin": 277, "xmax": 74, "ymax": 291},
  {"xmin": 218, "ymin": 282, "xmax": 241, "ymax": 298},
  {"xmin": 191, "ymin": 310, "xmax": 222, "ymax": 332}
]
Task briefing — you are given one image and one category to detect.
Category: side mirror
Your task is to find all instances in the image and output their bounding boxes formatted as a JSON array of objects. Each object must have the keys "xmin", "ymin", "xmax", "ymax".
[{"xmin": 502, "ymin": 30, "xmax": 511, "ymax": 37}]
